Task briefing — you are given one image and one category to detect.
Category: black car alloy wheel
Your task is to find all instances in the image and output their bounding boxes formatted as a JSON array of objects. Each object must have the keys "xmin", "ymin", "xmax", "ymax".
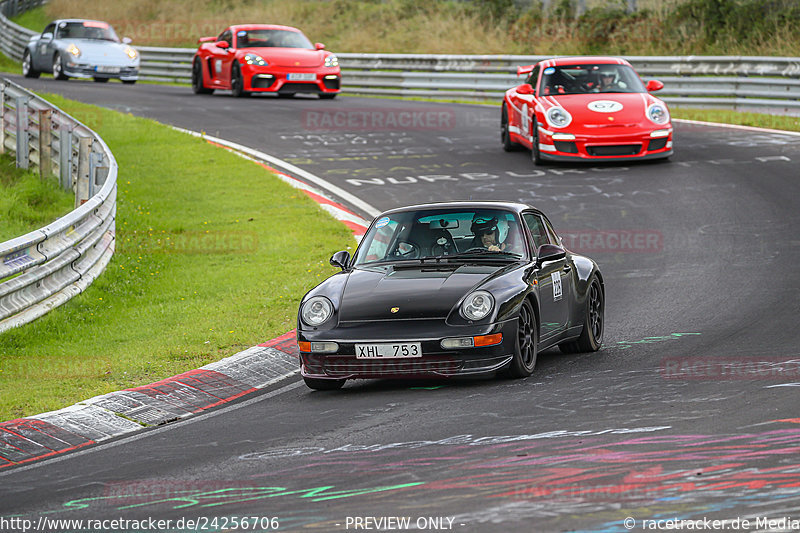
[
  {"xmin": 586, "ymin": 278, "xmax": 604, "ymax": 347},
  {"xmin": 509, "ymin": 299, "xmax": 537, "ymax": 377}
]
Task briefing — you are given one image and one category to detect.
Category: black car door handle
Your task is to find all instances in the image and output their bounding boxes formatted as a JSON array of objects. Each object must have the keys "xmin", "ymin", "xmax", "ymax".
[{"xmin": 563, "ymin": 264, "xmax": 571, "ymax": 272}]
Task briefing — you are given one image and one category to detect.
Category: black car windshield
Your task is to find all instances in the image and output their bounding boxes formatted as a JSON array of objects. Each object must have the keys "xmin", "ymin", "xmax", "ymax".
[
  {"xmin": 539, "ymin": 64, "xmax": 646, "ymax": 95},
  {"xmin": 235, "ymin": 29, "xmax": 313, "ymax": 49},
  {"xmin": 56, "ymin": 21, "xmax": 119, "ymax": 42},
  {"xmin": 353, "ymin": 208, "xmax": 527, "ymax": 266}
]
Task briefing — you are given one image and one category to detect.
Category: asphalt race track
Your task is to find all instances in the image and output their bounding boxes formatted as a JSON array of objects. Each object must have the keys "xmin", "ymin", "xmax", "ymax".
[{"xmin": 2, "ymin": 77, "xmax": 800, "ymax": 532}]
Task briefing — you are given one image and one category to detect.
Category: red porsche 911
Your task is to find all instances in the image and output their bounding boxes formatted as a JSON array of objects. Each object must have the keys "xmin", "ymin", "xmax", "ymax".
[
  {"xmin": 191, "ymin": 24, "xmax": 341, "ymax": 98},
  {"xmin": 501, "ymin": 57, "xmax": 672, "ymax": 164}
]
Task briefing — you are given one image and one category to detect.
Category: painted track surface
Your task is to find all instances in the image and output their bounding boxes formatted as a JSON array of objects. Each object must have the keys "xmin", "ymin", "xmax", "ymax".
[{"xmin": 2, "ymin": 77, "xmax": 800, "ymax": 531}]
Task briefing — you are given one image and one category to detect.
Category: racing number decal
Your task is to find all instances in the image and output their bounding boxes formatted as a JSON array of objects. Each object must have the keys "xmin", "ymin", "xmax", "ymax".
[{"xmin": 551, "ymin": 272, "xmax": 563, "ymax": 301}]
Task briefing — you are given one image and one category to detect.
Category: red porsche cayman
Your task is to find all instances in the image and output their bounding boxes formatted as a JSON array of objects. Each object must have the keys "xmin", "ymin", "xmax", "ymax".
[
  {"xmin": 191, "ymin": 24, "xmax": 341, "ymax": 98},
  {"xmin": 502, "ymin": 57, "xmax": 672, "ymax": 164}
]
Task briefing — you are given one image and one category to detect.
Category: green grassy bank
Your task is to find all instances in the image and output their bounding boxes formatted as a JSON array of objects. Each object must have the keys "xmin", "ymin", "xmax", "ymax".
[
  {"xmin": 0, "ymin": 153, "xmax": 74, "ymax": 243},
  {"xmin": 29, "ymin": 0, "xmax": 800, "ymax": 56},
  {"xmin": 0, "ymin": 96, "xmax": 352, "ymax": 421}
]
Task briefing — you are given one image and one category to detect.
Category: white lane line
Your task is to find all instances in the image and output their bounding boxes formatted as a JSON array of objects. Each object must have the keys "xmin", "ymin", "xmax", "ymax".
[{"xmin": 672, "ymin": 118, "xmax": 800, "ymax": 137}]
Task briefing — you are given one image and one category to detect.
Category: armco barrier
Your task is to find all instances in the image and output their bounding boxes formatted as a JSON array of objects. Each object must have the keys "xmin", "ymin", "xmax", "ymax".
[
  {"xmin": 137, "ymin": 49, "xmax": 800, "ymax": 116},
  {"xmin": 1, "ymin": 1, "xmax": 799, "ymax": 115},
  {"xmin": 0, "ymin": 78, "xmax": 116, "ymax": 333}
]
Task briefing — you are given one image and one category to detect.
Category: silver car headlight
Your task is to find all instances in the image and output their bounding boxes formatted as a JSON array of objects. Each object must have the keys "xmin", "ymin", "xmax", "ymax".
[
  {"xmin": 243, "ymin": 53, "xmax": 268, "ymax": 66},
  {"xmin": 124, "ymin": 45, "xmax": 138, "ymax": 60},
  {"xmin": 546, "ymin": 106, "xmax": 572, "ymax": 128},
  {"xmin": 324, "ymin": 54, "xmax": 339, "ymax": 68},
  {"xmin": 647, "ymin": 103, "xmax": 669, "ymax": 124},
  {"xmin": 301, "ymin": 296, "xmax": 333, "ymax": 326},
  {"xmin": 66, "ymin": 43, "xmax": 81, "ymax": 58},
  {"xmin": 461, "ymin": 291, "xmax": 494, "ymax": 321}
]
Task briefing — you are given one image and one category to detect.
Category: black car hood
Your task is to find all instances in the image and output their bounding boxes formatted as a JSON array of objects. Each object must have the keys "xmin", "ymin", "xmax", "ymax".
[{"xmin": 338, "ymin": 263, "xmax": 506, "ymax": 322}]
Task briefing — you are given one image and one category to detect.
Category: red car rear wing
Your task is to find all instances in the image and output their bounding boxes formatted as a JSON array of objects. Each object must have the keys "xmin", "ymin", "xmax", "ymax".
[{"xmin": 516, "ymin": 65, "xmax": 535, "ymax": 76}]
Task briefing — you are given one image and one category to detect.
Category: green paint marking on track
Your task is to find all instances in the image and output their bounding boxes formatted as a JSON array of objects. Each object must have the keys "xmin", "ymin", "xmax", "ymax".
[{"xmin": 616, "ymin": 332, "xmax": 702, "ymax": 350}]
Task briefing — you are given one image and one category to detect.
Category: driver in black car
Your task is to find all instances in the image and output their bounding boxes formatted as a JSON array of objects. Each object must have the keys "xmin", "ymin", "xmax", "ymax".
[{"xmin": 470, "ymin": 216, "xmax": 506, "ymax": 252}]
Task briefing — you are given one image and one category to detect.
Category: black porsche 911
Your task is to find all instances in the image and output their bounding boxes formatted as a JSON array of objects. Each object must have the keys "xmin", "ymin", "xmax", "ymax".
[{"xmin": 297, "ymin": 201, "xmax": 604, "ymax": 390}]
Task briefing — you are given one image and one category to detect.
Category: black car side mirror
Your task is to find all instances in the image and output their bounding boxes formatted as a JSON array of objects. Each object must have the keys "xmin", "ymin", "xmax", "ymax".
[
  {"xmin": 537, "ymin": 244, "xmax": 566, "ymax": 264},
  {"xmin": 330, "ymin": 250, "xmax": 351, "ymax": 270}
]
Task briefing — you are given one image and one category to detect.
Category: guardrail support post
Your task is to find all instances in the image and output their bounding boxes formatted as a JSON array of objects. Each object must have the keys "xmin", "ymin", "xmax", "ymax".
[
  {"xmin": 75, "ymin": 135, "xmax": 91, "ymax": 207},
  {"xmin": 88, "ymin": 147, "xmax": 99, "ymax": 198},
  {"xmin": 0, "ymin": 83, "xmax": 6, "ymax": 155},
  {"xmin": 58, "ymin": 121, "xmax": 73, "ymax": 190},
  {"xmin": 38, "ymin": 108, "xmax": 52, "ymax": 178},
  {"xmin": 15, "ymin": 95, "xmax": 29, "ymax": 169}
]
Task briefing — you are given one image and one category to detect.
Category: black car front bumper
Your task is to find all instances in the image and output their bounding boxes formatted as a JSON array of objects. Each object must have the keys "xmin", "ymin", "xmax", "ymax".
[{"xmin": 298, "ymin": 317, "xmax": 518, "ymax": 380}]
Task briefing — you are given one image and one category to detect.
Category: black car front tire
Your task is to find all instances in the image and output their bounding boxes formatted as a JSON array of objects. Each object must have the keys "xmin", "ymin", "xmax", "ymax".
[
  {"xmin": 559, "ymin": 276, "xmax": 604, "ymax": 354},
  {"xmin": 303, "ymin": 377, "xmax": 346, "ymax": 390},
  {"xmin": 508, "ymin": 299, "xmax": 538, "ymax": 377}
]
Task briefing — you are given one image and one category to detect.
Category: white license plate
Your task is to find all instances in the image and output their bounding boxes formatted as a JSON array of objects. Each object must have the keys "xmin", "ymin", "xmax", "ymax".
[
  {"xmin": 287, "ymin": 72, "xmax": 316, "ymax": 81},
  {"xmin": 356, "ymin": 343, "xmax": 422, "ymax": 359},
  {"xmin": 96, "ymin": 66, "xmax": 120, "ymax": 73}
]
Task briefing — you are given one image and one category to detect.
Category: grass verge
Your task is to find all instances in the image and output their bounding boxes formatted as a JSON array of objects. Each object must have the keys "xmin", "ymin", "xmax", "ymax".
[
  {"xmin": 37, "ymin": 0, "xmax": 800, "ymax": 56},
  {"xmin": 9, "ymin": 5, "xmax": 49, "ymax": 33},
  {"xmin": 670, "ymin": 108, "xmax": 800, "ymax": 133},
  {"xmin": 0, "ymin": 95, "xmax": 353, "ymax": 421},
  {"xmin": 0, "ymin": 153, "xmax": 74, "ymax": 243}
]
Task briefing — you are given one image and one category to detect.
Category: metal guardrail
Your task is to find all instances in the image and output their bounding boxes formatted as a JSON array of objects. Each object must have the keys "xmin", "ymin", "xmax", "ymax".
[
  {"xmin": 0, "ymin": 78, "xmax": 116, "ymax": 333},
  {"xmin": 136, "ymin": 48, "xmax": 800, "ymax": 116},
  {"xmin": 0, "ymin": 0, "xmax": 44, "ymax": 61}
]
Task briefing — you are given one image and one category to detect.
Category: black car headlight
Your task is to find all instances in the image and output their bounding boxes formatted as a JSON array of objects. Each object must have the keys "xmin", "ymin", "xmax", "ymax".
[
  {"xmin": 647, "ymin": 103, "xmax": 669, "ymax": 124},
  {"xmin": 460, "ymin": 291, "xmax": 494, "ymax": 321},
  {"xmin": 301, "ymin": 296, "xmax": 333, "ymax": 326},
  {"xmin": 546, "ymin": 107, "xmax": 572, "ymax": 128}
]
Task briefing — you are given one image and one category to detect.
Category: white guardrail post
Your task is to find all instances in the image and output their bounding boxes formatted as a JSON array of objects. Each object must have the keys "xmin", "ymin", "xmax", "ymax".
[{"xmin": 0, "ymin": 77, "xmax": 116, "ymax": 333}]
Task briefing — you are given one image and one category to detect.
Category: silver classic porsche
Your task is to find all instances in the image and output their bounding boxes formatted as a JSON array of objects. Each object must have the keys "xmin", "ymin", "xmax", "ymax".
[{"xmin": 22, "ymin": 19, "xmax": 139, "ymax": 83}]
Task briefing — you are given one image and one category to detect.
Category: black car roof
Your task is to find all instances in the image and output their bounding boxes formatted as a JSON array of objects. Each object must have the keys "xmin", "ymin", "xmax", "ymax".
[{"xmin": 378, "ymin": 201, "xmax": 539, "ymax": 217}]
